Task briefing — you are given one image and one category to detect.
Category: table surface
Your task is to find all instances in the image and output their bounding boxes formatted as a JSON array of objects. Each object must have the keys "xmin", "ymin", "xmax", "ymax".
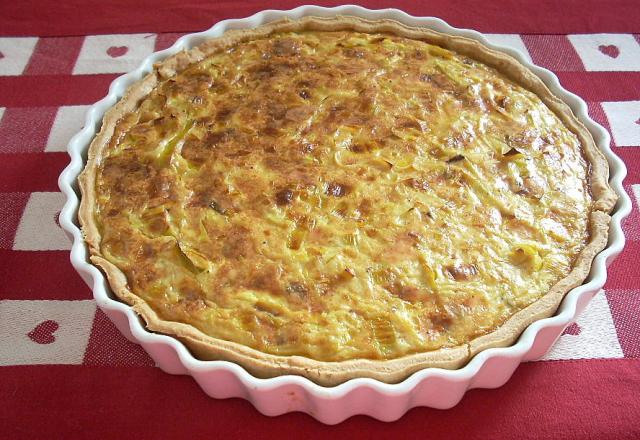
[{"xmin": 0, "ymin": 1, "xmax": 639, "ymax": 438}]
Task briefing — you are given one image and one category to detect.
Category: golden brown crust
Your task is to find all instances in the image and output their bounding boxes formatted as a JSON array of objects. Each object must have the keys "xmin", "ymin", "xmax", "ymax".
[{"xmin": 79, "ymin": 15, "xmax": 617, "ymax": 386}]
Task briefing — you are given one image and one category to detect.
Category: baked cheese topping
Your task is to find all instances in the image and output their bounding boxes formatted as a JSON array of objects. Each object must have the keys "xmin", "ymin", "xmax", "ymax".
[{"xmin": 94, "ymin": 31, "xmax": 592, "ymax": 361}]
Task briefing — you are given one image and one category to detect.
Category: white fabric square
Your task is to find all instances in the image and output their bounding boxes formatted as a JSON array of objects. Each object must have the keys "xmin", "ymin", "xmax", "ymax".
[
  {"xmin": 13, "ymin": 192, "xmax": 70, "ymax": 251},
  {"xmin": 483, "ymin": 34, "xmax": 532, "ymax": 63},
  {"xmin": 46, "ymin": 105, "xmax": 90, "ymax": 152},
  {"xmin": 541, "ymin": 290, "xmax": 624, "ymax": 361},
  {"xmin": 0, "ymin": 300, "xmax": 96, "ymax": 365},
  {"xmin": 601, "ymin": 101, "xmax": 640, "ymax": 147},
  {"xmin": 0, "ymin": 37, "xmax": 38, "ymax": 76},
  {"xmin": 73, "ymin": 33, "xmax": 157, "ymax": 75},
  {"xmin": 568, "ymin": 34, "xmax": 640, "ymax": 71},
  {"xmin": 0, "ymin": 107, "xmax": 5, "ymax": 122}
]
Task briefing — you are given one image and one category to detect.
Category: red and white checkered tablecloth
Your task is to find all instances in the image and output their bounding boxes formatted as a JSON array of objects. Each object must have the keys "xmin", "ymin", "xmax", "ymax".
[{"xmin": 1, "ymin": 1, "xmax": 639, "ymax": 438}]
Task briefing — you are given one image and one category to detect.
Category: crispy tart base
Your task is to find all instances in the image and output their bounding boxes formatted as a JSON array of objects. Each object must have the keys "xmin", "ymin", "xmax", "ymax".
[{"xmin": 78, "ymin": 16, "xmax": 617, "ymax": 386}]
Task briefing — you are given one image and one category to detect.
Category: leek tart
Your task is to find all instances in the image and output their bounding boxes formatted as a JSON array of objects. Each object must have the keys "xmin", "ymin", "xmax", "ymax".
[{"xmin": 79, "ymin": 16, "xmax": 616, "ymax": 385}]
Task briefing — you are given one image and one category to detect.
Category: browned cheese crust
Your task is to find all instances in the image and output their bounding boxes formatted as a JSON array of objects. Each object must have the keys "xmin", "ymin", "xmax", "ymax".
[{"xmin": 79, "ymin": 16, "xmax": 617, "ymax": 386}]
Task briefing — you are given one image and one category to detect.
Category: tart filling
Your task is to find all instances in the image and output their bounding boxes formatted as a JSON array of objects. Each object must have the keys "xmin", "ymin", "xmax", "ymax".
[{"xmin": 80, "ymin": 16, "xmax": 616, "ymax": 384}]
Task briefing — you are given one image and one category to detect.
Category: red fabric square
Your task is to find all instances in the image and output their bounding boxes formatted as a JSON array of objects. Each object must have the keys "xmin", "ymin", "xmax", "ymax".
[
  {"xmin": 155, "ymin": 32, "xmax": 187, "ymax": 51},
  {"xmin": 0, "ymin": 107, "xmax": 57, "ymax": 153},
  {"xmin": 606, "ymin": 289, "xmax": 640, "ymax": 358},
  {"xmin": 0, "ymin": 192, "xmax": 29, "ymax": 249},
  {"xmin": 555, "ymin": 72, "xmax": 640, "ymax": 102},
  {"xmin": 0, "ymin": 74, "xmax": 117, "ymax": 108},
  {"xmin": 23, "ymin": 36, "xmax": 84, "ymax": 75},
  {"xmin": 607, "ymin": 240, "xmax": 640, "ymax": 291},
  {"xmin": 0, "ymin": 152, "xmax": 69, "ymax": 192},
  {"xmin": 83, "ymin": 308, "xmax": 155, "ymax": 367},
  {"xmin": 587, "ymin": 101, "xmax": 612, "ymax": 134},
  {"xmin": 0, "ymin": 250, "xmax": 91, "ymax": 300},
  {"xmin": 522, "ymin": 35, "xmax": 584, "ymax": 72}
]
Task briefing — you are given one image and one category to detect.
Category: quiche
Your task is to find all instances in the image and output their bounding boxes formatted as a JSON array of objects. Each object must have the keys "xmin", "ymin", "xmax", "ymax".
[{"xmin": 79, "ymin": 16, "xmax": 617, "ymax": 386}]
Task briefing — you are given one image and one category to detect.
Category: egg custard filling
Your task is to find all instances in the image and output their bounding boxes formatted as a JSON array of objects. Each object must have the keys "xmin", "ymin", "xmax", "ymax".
[{"xmin": 82, "ymin": 18, "xmax": 614, "ymax": 376}]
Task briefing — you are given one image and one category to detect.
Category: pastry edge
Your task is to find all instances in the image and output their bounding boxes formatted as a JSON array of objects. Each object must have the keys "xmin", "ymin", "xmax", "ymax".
[{"xmin": 78, "ymin": 15, "xmax": 617, "ymax": 386}]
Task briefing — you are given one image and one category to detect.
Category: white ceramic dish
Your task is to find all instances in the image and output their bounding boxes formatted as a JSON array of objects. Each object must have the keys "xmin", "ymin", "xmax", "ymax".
[{"xmin": 58, "ymin": 4, "xmax": 631, "ymax": 424}]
